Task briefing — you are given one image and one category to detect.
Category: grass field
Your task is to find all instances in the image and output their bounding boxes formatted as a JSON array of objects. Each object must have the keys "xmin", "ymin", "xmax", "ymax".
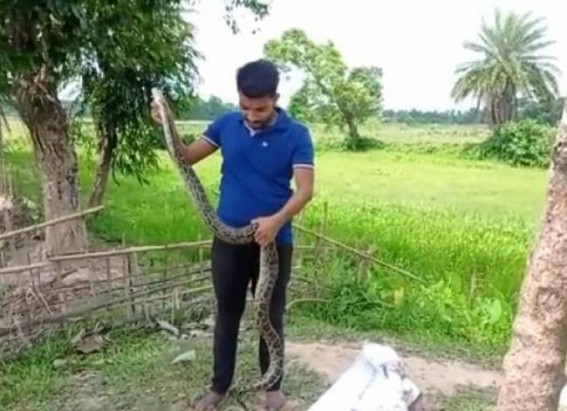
[
  {"xmin": 3, "ymin": 118, "xmax": 548, "ymax": 350},
  {"xmin": 1, "ymin": 117, "xmax": 552, "ymax": 409}
]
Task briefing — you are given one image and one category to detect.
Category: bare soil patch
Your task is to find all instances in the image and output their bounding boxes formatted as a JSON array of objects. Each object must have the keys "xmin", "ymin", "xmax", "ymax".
[{"xmin": 286, "ymin": 341, "xmax": 501, "ymax": 409}]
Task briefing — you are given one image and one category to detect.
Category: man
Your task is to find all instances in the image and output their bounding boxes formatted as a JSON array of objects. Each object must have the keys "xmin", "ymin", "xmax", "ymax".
[{"xmin": 151, "ymin": 59, "xmax": 315, "ymax": 411}]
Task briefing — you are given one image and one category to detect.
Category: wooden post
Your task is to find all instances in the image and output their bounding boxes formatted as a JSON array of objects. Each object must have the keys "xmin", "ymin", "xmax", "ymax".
[
  {"xmin": 105, "ymin": 257, "xmax": 112, "ymax": 294},
  {"xmin": 357, "ymin": 245, "xmax": 375, "ymax": 284},
  {"xmin": 162, "ymin": 249, "xmax": 169, "ymax": 312},
  {"xmin": 88, "ymin": 258, "xmax": 96, "ymax": 297},
  {"xmin": 315, "ymin": 202, "xmax": 329, "ymax": 297},
  {"xmin": 127, "ymin": 251, "xmax": 139, "ymax": 317},
  {"xmin": 55, "ymin": 261, "xmax": 66, "ymax": 314},
  {"xmin": 121, "ymin": 235, "xmax": 132, "ymax": 319},
  {"xmin": 2, "ymin": 209, "xmax": 15, "ymax": 262}
]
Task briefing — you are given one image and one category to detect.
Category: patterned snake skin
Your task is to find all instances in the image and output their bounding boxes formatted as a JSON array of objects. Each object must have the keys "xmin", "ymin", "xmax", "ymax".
[{"xmin": 151, "ymin": 88, "xmax": 284, "ymax": 396}]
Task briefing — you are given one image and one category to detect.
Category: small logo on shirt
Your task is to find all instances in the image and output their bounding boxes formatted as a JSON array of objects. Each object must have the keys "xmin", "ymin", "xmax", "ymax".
[{"xmin": 262, "ymin": 141, "xmax": 268, "ymax": 147}]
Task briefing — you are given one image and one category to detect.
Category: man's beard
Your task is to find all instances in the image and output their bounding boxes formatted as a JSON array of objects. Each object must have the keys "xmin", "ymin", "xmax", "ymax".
[
  {"xmin": 244, "ymin": 110, "xmax": 277, "ymax": 130},
  {"xmin": 246, "ymin": 119, "xmax": 269, "ymax": 130}
]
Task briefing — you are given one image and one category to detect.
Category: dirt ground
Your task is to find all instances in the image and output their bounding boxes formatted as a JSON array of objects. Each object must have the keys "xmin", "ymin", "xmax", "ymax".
[{"xmin": 285, "ymin": 340, "xmax": 500, "ymax": 409}]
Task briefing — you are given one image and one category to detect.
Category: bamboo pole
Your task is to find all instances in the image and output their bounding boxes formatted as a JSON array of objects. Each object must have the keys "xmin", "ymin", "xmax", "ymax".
[
  {"xmin": 55, "ymin": 261, "xmax": 66, "ymax": 314},
  {"xmin": 0, "ymin": 243, "xmax": 312, "ymax": 272},
  {"xmin": 2, "ymin": 209, "xmax": 14, "ymax": 258},
  {"xmin": 59, "ymin": 263, "xmax": 211, "ymax": 291},
  {"xmin": 292, "ymin": 223, "xmax": 425, "ymax": 283},
  {"xmin": 127, "ymin": 252, "xmax": 139, "ymax": 316},
  {"xmin": 314, "ymin": 202, "xmax": 329, "ymax": 297},
  {"xmin": 0, "ymin": 205, "xmax": 104, "ymax": 241},
  {"xmin": 0, "ymin": 261, "xmax": 51, "ymax": 276},
  {"xmin": 162, "ymin": 247, "xmax": 169, "ymax": 311},
  {"xmin": 105, "ymin": 257, "xmax": 112, "ymax": 294},
  {"xmin": 121, "ymin": 235, "xmax": 131, "ymax": 319},
  {"xmin": 34, "ymin": 269, "xmax": 209, "ymax": 302},
  {"xmin": 48, "ymin": 240, "xmax": 212, "ymax": 262}
]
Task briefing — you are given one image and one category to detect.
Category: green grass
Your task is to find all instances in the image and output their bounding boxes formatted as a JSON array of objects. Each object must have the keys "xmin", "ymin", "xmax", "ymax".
[
  {"xmin": 174, "ymin": 118, "xmax": 490, "ymax": 144},
  {"xmin": 0, "ymin": 315, "xmax": 499, "ymax": 410},
  {"xmin": 438, "ymin": 388, "xmax": 496, "ymax": 410},
  {"xmin": 0, "ymin": 318, "xmax": 496, "ymax": 411},
  {"xmin": 0, "ymin": 323, "xmax": 325, "ymax": 411},
  {"xmin": 3, "ymin": 120, "xmax": 549, "ymax": 354}
]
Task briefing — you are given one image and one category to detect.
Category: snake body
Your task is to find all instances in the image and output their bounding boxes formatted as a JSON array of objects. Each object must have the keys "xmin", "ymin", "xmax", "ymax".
[{"xmin": 151, "ymin": 88, "xmax": 284, "ymax": 395}]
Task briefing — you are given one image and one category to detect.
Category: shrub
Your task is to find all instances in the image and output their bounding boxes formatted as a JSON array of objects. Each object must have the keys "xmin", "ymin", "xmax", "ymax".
[
  {"xmin": 477, "ymin": 119, "xmax": 555, "ymax": 168},
  {"xmin": 316, "ymin": 134, "xmax": 385, "ymax": 152}
]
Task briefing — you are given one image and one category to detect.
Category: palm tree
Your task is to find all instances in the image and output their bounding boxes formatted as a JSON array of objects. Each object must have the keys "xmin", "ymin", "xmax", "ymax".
[{"xmin": 452, "ymin": 9, "xmax": 561, "ymax": 127}]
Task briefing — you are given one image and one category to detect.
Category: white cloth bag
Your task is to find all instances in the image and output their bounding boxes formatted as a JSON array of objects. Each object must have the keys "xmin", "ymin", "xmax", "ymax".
[{"xmin": 308, "ymin": 342, "xmax": 421, "ymax": 411}]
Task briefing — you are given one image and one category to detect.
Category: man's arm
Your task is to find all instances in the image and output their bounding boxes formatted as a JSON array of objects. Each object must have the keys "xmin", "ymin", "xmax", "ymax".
[
  {"xmin": 252, "ymin": 127, "xmax": 315, "ymax": 246},
  {"xmin": 274, "ymin": 126, "xmax": 315, "ymax": 222},
  {"xmin": 275, "ymin": 128, "xmax": 315, "ymax": 224},
  {"xmin": 165, "ymin": 110, "xmax": 219, "ymax": 166},
  {"xmin": 252, "ymin": 166, "xmax": 314, "ymax": 246},
  {"xmin": 178, "ymin": 138, "xmax": 218, "ymax": 166},
  {"xmin": 273, "ymin": 167, "xmax": 314, "ymax": 224},
  {"xmin": 151, "ymin": 97, "xmax": 220, "ymax": 166}
]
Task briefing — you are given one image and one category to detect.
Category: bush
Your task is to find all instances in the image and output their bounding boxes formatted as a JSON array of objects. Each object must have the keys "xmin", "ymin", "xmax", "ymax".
[
  {"xmin": 477, "ymin": 119, "xmax": 555, "ymax": 168},
  {"xmin": 316, "ymin": 134, "xmax": 385, "ymax": 152}
]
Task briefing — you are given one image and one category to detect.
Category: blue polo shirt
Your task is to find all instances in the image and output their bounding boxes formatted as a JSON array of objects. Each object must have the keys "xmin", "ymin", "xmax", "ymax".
[{"xmin": 201, "ymin": 107, "xmax": 314, "ymax": 245}]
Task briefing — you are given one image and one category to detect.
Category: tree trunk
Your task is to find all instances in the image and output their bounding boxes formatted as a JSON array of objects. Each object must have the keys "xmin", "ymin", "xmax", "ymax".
[
  {"xmin": 337, "ymin": 102, "xmax": 361, "ymax": 149},
  {"xmin": 501, "ymin": 82, "xmax": 516, "ymax": 124},
  {"xmin": 496, "ymin": 101, "xmax": 567, "ymax": 411},
  {"xmin": 486, "ymin": 86, "xmax": 516, "ymax": 128},
  {"xmin": 345, "ymin": 114, "xmax": 360, "ymax": 144},
  {"xmin": 485, "ymin": 95, "xmax": 499, "ymax": 129},
  {"xmin": 12, "ymin": 72, "xmax": 88, "ymax": 256},
  {"xmin": 88, "ymin": 121, "xmax": 117, "ymax": 208}
]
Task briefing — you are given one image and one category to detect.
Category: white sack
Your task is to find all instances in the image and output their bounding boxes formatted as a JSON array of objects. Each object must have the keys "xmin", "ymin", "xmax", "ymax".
[{"xmin": 308, "ymin": 342, "xmax": 421, "ymax": 411}]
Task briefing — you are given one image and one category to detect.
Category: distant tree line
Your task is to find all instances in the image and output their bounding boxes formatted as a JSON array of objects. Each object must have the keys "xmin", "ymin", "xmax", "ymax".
[
  {"xmin": 1, "ymin": 95, "xmax": 237, "ymax": 122},
  {"xmin": 515, "ymin": 97, "xmax": 564, "ymax": 127},
  {"xmin": 382, "ymin": 108, "xmax": 483, "ymax": 125},
  {"xmin": 382, "ymin": 97, "xmax": 564, "ymax": 126},
  {"xmin": 180, "ymin": 95, "xmax": 238, "ymax": 120},
  {"xmin": 3, "ymin": 94, "xmax": 562, "ymax": 127}
]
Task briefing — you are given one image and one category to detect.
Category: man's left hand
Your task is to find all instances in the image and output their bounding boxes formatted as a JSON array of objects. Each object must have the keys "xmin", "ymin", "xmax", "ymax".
[{"xmin": 251, "ymin": 214, "xmax": 285, "ymax": 247}]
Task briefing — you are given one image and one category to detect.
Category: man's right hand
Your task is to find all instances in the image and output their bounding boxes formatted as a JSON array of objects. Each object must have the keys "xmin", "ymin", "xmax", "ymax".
[
  {"xmin": 150, "ymin": 95, "xmax": 171, "ymax": 125},
  {"xmin": 150, "ymin": 100, "xmax": 163, "ymax": 125}
]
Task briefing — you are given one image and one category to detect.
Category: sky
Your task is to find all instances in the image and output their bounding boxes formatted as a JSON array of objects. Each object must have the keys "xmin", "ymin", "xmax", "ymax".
[{"xmin": 187, "ymin": 0, "xmax": 567, "ymax": 111}]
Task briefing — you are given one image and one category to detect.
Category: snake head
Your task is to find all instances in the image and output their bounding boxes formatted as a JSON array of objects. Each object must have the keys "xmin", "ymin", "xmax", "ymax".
[
  {"xmin": 151, "ymin": 88, "xmax": 169, "ymax": 110},
  {"xmin": 150, "ymin": 88, "xmax": 169, "ymax": 123},
  {"xmin": 151, "ymin": 87, "xmax": 164, "ymax": 102}
]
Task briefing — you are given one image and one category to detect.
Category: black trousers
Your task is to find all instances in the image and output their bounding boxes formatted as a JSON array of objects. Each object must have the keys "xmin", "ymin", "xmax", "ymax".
[{"xmin": 210, "ymin": 236, "xmax": 292, "ymax": 394}]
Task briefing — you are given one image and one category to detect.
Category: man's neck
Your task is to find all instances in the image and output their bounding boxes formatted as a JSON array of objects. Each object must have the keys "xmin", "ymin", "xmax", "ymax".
[{"xmin": 266, "ymin": 109, "xmax": 279, "ymax": 126}]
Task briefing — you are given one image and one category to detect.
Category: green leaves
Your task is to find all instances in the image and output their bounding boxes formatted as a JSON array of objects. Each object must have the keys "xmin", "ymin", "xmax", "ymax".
[
  {"xmin": 77, "ymin": 0, "xmax": 271, "ymax": 183},
  {"xmin": 0, "ymin": 0, "xmax": 273, "ymax": 195},
  {"xmin": 477, "ymin": 118, "xmax": 555, "ymax": 168},
  {"xmin": 452, "ymin": 9, "xmax": 561, "ymax": 126},
  {"xmin": 264, "ymin": 29, "xmax": 383, "ymax": 150},
  {"xmin": 221, "ymin": 0, "xmax": 270, "ymax": 33},
  {"xmin": 74, "ymin": 0, "xmax": 200, "ymax": 186}
]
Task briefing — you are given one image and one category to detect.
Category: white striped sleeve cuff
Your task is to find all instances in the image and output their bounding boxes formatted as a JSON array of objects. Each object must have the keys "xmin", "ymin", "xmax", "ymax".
[
  {"xmin": 293, "ymin": 163, "xmax": 314, "ymax": 170},
  {"xmin": 201, "ymin": 136, "xmax": 219, "ymax": 148}
]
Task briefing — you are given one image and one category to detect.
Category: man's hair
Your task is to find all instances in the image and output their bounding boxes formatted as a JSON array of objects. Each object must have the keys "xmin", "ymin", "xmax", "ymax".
[{"xmin": 236, "ymin": 59, "xmax": 279, "ymax": 98}]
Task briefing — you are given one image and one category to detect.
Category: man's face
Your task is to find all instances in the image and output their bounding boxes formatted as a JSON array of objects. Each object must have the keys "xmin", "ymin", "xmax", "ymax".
[{"xmin": 238, "ymin": 92, "xmax": 278, "ymax": 130}]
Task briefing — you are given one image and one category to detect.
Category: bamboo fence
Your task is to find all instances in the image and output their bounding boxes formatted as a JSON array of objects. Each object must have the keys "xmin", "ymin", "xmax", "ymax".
[{"xmin": 0, "ymin": 198, "xmax": 418, "ymax": 356}]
